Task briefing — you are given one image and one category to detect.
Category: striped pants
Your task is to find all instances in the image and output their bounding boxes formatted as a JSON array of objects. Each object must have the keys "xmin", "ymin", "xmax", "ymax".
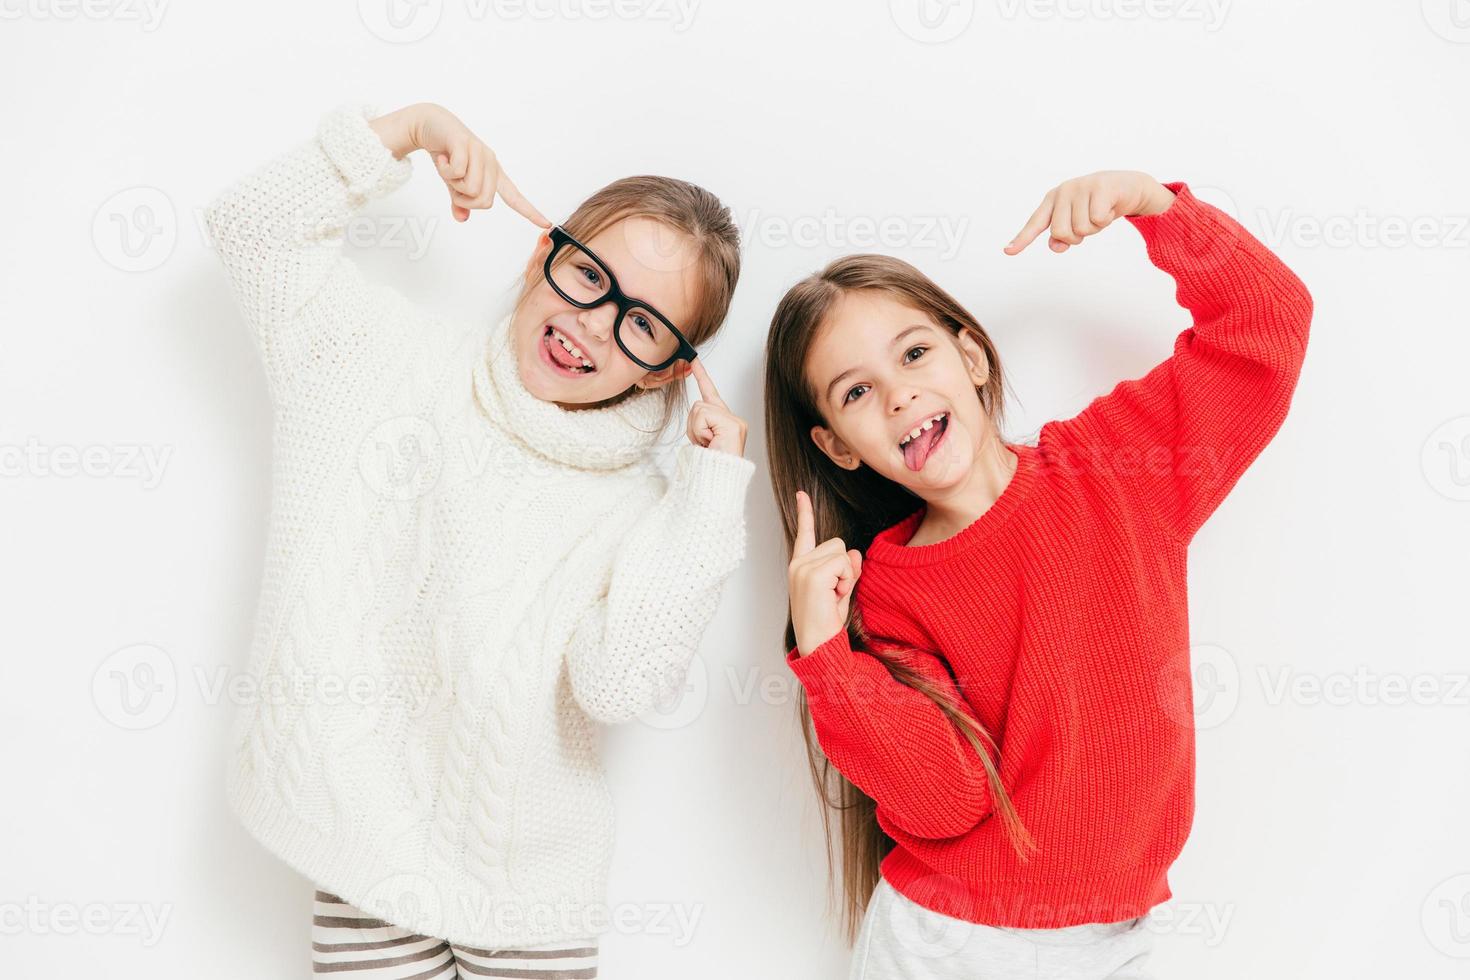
[{"xmin": 311, "ymin": 890, "xmax": 599, "ymax": 978}]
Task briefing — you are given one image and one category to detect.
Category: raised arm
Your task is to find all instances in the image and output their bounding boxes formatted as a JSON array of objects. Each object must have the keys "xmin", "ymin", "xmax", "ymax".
[
  {"xmin": 786, "ymin": 631, "xmax": 995, "ymax": 840},
  {"xmin": 1050, "ymin": 180, "xmax": 1314, "ymax": 544},
  {"xmin": 203, "ymin": 101, "xmax": 546, "ymax": 407},
  {"xmin": 564, "ymin": 443, "xmax": 756, "ymax": 725},
  {"xmin": 202, "ymin": 102, "xmax": 418, "ymax": 403}
]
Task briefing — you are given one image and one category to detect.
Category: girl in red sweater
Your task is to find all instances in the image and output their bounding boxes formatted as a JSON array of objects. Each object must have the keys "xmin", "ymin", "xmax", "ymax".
[{"xmin": 765, "ymin": 172, "xmax": 1312, "ymax": 978}]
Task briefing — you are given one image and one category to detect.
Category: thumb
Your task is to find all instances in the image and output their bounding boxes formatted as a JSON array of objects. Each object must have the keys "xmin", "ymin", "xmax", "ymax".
[
  {"xmin": 835, "ymin": 549, "xmax": 863, "ymax": 598},
  {"xmin": 434, "ymin": 154, "xmax": 468, "ymax": 221}
]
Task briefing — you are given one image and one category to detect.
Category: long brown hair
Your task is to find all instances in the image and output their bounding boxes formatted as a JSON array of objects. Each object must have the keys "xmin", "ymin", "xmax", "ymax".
[
  {"xmin": 762, "ymin": 254, "xmax": 1037, "ymax": 944},
  {"xmin": 513, "ymin": 175, "xmax": 741, "ymax": 432}
]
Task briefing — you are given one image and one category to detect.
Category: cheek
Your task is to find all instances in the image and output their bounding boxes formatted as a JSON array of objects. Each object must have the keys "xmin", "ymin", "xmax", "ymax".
[
  {"xmin": 525, "ymin": 280, "xmax": 562, "ymax": 314},
  {"xmin": 596, "ymin": 355, "xmax": 638, "ymax": 385},
  {"xmin": 838, "ymin": 410, "xmax": 888, "ymax": 457},
  {"xmin": 956, "ymin": 402, "xmax": 988, "ymax": 438}
]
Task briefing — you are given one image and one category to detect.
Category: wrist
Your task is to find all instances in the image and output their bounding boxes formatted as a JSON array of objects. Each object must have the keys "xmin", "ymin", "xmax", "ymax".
[
  {"xmin": 368, "ymin": 106, "xmax": 420, "ymax": 161},
  {"xmin": 795, "ymin": 625, "xmax": 841, "ymax": 658},
  {"xmin": 1134, "ymin": 179, "xmax": 1176, "ymax": 217},
  {"xmin": 403, "ymin": 102, "xmax": 435, "ymax": 153},
  {"xmin": 705, "ymin": 439, "xmax": 746, "ymax": 460}
]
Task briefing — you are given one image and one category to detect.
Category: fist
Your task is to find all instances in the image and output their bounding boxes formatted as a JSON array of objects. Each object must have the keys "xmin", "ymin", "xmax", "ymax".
[
  {"xmin": 683, "ymin": 357, "xmax": 748, "ymax": 458},
  {"xmin": 788, "ymin": 489, "xmax": 863, "ymax": 656}
]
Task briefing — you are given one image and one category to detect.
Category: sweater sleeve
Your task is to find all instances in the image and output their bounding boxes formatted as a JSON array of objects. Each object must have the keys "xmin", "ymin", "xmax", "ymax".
[
  {"xmin": 564, "ymin": 443, "xmax": 756, "ymax": 725},
  {"xmin": 785, "ymin": 630, "xmax": 994, "ymax": 840},
  {"xmin": 202, "ymin": 101, "xmax": 416, "ymax": 404},
  {"xmin": 1049, "ymin": 180, "xmax": 1314, "ymax": 546}
]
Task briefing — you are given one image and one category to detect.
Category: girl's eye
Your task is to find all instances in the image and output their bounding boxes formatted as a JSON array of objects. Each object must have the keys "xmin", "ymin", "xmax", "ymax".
[
  {"xmin": 843, "ymin": 347, "xmax": 926, "ymax": 404},
  {"xmin": 578, "ymin": 265, "xmax": 603, "ymax": 288},
  {"xmin": 632, "ymin": 313, "xmax": 655, "ymax": 337}
]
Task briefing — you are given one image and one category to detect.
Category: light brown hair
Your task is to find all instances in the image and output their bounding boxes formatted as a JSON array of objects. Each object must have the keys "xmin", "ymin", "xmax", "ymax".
[{"xmin": 515, "ymin": 175, "xmax": 740, "ymax": 432}]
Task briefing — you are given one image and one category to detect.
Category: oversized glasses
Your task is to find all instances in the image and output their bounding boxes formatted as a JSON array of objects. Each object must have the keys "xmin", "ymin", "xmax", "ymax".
[{"xmin": 542, "ymin": 225, "xmax": 698, "ymax": 372}]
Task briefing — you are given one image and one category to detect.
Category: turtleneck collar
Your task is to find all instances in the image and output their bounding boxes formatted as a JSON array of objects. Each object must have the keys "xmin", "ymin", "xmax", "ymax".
[{"xmin": 472, "ymin": 312, "xmax": 668, "ymax": 471}]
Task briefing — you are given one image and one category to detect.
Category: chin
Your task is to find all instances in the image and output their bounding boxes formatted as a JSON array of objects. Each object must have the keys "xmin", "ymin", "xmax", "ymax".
[{"xmin": 514, "ymin": 354, "xmax": 553, "ymax": 401}]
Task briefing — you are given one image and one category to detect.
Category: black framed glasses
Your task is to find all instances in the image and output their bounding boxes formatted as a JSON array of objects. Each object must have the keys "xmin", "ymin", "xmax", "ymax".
[{"xmin": 542, "ymin": 225, "xmax": 698, "ymax": 372}]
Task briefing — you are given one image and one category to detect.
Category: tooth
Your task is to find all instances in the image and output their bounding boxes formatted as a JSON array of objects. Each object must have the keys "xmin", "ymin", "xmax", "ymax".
[{"xmin": 553, "ymin": 331, "xmax": 593, "ymax": 366}]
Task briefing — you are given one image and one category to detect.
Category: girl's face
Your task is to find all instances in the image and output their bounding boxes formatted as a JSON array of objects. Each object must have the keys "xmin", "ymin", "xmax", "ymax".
[
  {"xmin": 513, "ymin": 216, "xmax": 701, "ymax": 408},
  {"xmin": 804, "ymin": 289, "xmax": 993, "ymax": 494}
]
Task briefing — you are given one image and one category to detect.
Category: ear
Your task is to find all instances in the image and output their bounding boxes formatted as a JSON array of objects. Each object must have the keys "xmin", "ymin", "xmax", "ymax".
[
  {"xmin": 954, "ymin": 329, "xmax": 990, "ymax": 387},
  {"xmin": 810, "ymin": 423, "xmax": 862, "ymax": 471},
  {"xmin": 635, "ymin": 359, "xmax": 694, "ymax": 390},
  {"xmin": 522, "ymin": 230, "xmax": 554, "ymax": 287}
]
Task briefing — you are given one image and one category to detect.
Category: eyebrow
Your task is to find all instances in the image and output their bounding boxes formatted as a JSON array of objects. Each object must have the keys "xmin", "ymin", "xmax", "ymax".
[{"xmin": 823, "ymin": 323, "xmax": 933, "ymax": 405}]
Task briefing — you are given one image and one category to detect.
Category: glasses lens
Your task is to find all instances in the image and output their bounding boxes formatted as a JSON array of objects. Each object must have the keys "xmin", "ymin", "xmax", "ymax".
[
  {"xmin": 617, "ymin": 307, "xmax": 682, "ymax": 368},
  {"xmin": 548, "ymin": 241, "xmax": 613, "ymax": 305}
]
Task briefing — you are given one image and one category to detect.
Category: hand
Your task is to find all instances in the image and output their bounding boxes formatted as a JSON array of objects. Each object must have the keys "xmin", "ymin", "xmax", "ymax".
[
  {"xmin": 1003, "ymin": 171, "xmax": 1175, "ymax": 255},
  {"xmin": 409, "ymin": 103, "xmax": 551, "ymax": 227},
  {"xmin": 788, "ymin": 489, "xmax": 863, "ymax": 656},
  {"xmin": 684, "ymin": 358, "xmax": 748, "ymax": 458}
]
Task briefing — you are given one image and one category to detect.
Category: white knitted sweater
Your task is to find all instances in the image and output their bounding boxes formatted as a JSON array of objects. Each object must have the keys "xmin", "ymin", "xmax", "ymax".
[{"xmin": 203, "ymin": 102, "xmax": 755, "ymax": 948}]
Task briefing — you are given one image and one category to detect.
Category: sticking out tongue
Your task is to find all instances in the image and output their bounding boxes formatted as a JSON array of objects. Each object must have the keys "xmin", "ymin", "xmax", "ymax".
[
  {"xmin": 548, "ymin": 332, "xmax": 588, "ymax": 371},
  {"xmin": 902, "ymin": 417, "xmax": 946, "ymax": 472}
]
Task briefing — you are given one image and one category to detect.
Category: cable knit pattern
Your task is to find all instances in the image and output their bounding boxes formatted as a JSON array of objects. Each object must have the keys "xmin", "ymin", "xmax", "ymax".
[
  {"xmin": 204, "ymin": 101, "xmax": 756, "ymax": 948},
  {"xmin": 786, "ymin": 182, "xmax": 1313, "ymax": 929}
]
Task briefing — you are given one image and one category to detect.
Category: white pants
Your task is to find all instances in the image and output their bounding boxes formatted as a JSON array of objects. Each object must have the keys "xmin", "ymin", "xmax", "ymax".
[{"xmin": 849, "ymin": 877, "xmax": 1158, "ymax": 980}]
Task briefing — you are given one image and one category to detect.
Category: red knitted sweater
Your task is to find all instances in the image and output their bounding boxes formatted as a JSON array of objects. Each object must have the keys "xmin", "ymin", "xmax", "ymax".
[{"xmin": 786, "ymin": 182, "xmax": 1313, "ymax": 928}]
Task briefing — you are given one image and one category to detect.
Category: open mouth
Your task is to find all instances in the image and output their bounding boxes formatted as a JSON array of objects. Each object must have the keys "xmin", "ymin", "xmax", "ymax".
[
  {"xmin": 541, "ymin": 325, "xmax": 597, "ymax": 375},
  {"xmin": 898, "ymin": 411, "xmax": 949, "ymax": 472}
]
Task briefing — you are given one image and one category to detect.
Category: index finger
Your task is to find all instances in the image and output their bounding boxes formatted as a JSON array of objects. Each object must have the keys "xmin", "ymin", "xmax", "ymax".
[
  {"xmin": 793, "ymin": 490, "xmax": 816, "ymax": 557},
  {"xmin": 495, "ymin": 169, "xmax": 552, "ymax": 229},
  {"xmin": 688, "ymin": 356, "xmax": 727, "ymax": 408},
  {"xmin": 1003, "ymin": 189, "xmax": 1057, "ymax": 255}
]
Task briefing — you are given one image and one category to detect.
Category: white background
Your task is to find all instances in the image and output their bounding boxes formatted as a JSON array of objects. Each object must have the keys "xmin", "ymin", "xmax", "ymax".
[{"xmin": 3, "ymin": 0, "xmax": 1468, "ymax": 977}]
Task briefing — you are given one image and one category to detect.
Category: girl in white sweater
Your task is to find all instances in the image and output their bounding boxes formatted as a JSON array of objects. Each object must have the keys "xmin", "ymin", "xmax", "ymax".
[{"xmin": 203, "ymin": 100, "xmax": 755, "ymax": 978}]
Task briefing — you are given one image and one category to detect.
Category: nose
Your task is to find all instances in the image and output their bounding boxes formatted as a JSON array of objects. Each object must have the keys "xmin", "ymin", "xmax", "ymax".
[
  {"xmin": 578, "ymin": 302, "xmax": 617, "ymax": 342},
  {"xmin": 889, "ymin": 388, "xmax": 919, "ymax": 415}
]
